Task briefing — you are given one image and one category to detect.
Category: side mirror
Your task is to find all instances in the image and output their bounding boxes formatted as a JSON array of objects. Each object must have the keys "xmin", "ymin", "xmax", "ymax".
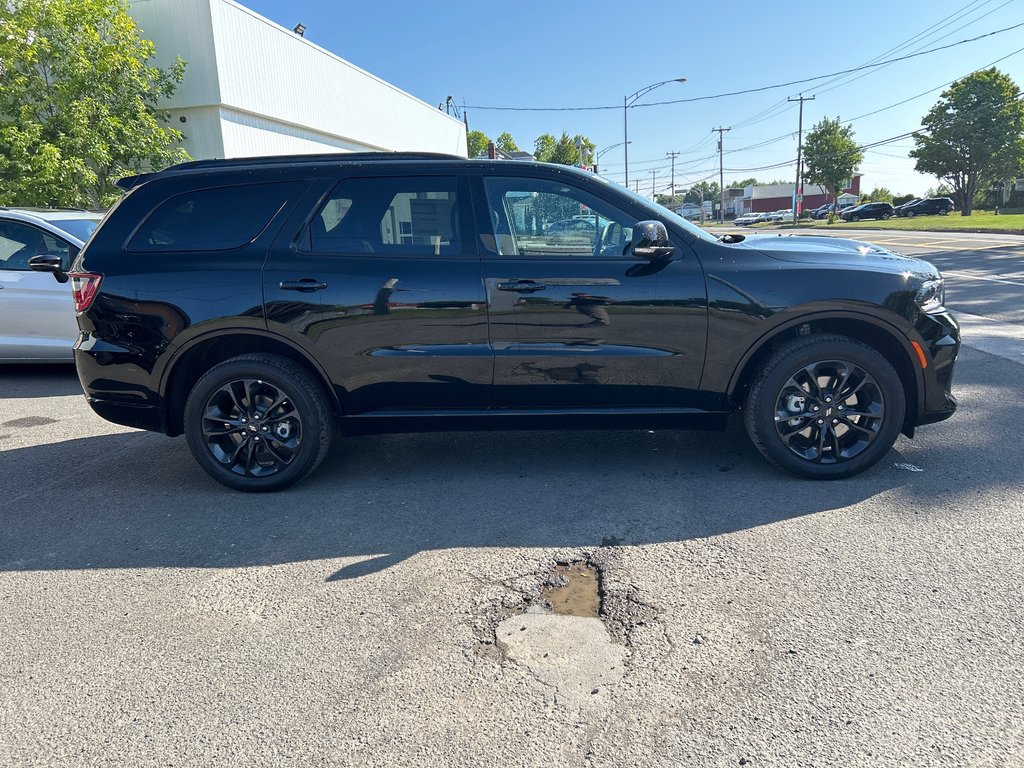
[
  {"xmin": 630, "ymin": 220, "xmax": 674, "ymax": 260},
  {"xmin": 29, "ymin": 254, "xmax": 69, "ymax": 283}
]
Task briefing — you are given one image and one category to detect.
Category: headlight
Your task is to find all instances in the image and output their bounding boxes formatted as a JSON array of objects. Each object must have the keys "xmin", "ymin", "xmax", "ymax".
[{"xmin": 915, "ymin": 277, "xmax": 945, "ymax": 312}]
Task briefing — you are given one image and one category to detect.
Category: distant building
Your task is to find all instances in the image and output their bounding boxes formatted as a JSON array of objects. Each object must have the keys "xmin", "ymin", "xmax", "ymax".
[
  {"xmin": 731, "ymin": 175, "xmax": 862, "ymax": 216},
  {"xmin": 127, "ymin": 0, "xmax": 466, "ymax": 160}
]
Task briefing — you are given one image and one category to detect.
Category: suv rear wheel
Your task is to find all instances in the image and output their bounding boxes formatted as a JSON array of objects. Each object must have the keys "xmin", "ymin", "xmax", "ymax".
[
  {"xmin": 184, "ymin": 354, "xmax": 333, "ymax": 491},
  {"xmin": 744, "ymin": 335, "xmax": 905, "ymax": 479}
]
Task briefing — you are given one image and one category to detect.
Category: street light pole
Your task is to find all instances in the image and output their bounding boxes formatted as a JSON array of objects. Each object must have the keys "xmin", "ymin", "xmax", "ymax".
[
  {"xmin": 595, "ymin": 141, "xmax": 631, "ymax": 175},
  {"xmin": 624, "ymin": 78, "xmax": 686, "ymax": 187}
]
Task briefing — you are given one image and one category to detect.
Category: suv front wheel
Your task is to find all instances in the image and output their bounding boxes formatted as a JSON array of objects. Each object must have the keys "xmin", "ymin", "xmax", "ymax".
[
  {"xmin": 744, "ymin": 336, "xmax": 905, "ymax": 479},
  {"xmin": 184, "ymin": 354, "xmax": 333, "ymax": 491}
]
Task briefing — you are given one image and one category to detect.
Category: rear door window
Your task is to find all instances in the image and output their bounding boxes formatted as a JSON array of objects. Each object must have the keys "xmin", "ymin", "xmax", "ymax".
[
  {"xmin": 129, "ymin": 182, "xmax": 298, "ymax": 252},
  {"xmin": 308, "ymin": 176, "xmax": 470, "ymax": 256}
]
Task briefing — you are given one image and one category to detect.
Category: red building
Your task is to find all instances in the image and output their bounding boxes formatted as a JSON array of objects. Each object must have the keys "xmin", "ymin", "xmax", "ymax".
[{"xmin": 731, "ymin": 174, "xmax": 862, "ymax": 216}]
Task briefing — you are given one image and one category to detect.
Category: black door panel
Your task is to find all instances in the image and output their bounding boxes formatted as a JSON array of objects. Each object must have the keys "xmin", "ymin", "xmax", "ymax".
[{"xmin": 264, "ymin": 174, "xmax": 491, "ymax": 414}]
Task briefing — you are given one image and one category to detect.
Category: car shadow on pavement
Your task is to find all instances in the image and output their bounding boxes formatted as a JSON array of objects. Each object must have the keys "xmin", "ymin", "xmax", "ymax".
[{"xmin": 0, "ymin": 422, "xmax": 925, "ymax": 581}]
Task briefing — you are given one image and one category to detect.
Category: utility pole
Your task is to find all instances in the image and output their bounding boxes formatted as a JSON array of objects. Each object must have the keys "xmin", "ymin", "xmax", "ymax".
[
  {"xmin": 713, "ymin": 127, "xmax": 730, "ymax": 223},
  {"xmin": 666, "ymin": 151, "xmax": 680, "ymax": 198},
  {"xmin": 650, "ymin": 169, "xmax": 658, "ymax": 201},
  {"xmin": 788, "ymin": 94, "xmax": 815, "ymax": 226}
]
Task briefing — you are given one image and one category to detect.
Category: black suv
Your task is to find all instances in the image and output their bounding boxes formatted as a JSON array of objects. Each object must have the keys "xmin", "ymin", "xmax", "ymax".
[
  {"xmin": 901, "ymin": 197, "xmax": 955, "ymax": 217},
  {"xmin": 840, "ymin": 202, "xmax": 895, "ymax": 222},
  {"xmin": 33, "ymin": 153, "xmax": 960, "ymax": 490}
]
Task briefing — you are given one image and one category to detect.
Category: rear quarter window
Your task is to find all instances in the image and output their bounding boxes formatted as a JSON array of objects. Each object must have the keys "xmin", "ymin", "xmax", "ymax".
[{"xmin": 129, "ymin": 182, "xmax": 298, "ymax": 252}]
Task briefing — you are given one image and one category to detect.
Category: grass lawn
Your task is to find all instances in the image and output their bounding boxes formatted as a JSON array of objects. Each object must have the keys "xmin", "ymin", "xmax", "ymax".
[{"xmin": 750, "ymin": 211, "xmax": 1024, "ymax": 233}]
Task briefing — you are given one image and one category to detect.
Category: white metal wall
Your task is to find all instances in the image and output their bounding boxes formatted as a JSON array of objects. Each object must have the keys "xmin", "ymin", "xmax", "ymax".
[{"xmin": 128, "ymin": 0, "xmax": 467, "ymax": 160}]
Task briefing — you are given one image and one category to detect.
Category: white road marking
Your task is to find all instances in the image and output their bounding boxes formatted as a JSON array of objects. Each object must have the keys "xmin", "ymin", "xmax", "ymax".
[
  {"xmin": 943, "ymin": 270, "xmax": 1024, "ymax": 288},
  {"xmin": 955, "ymin": 311, "xmax": 1024, "ymax": 365}
]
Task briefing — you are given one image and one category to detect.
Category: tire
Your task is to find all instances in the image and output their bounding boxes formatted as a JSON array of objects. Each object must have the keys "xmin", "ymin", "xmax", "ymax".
[
  {"xmin": 744, "ymin": 335, "xmax": 905, "ymax": 480},
  {"xmin": 907, "ymin": 211, "xmax": 916, "ymax": 218},
  {"xmin": 184, "ymin": 354, "xmax": 333, "ymax": 491},
  {"xmin": 852, "ymin": 215, "xmax": 860, "ymax": 222},
  {"xmin": 882, "ymin": 213, "xmax": 891, "ymax": 220},
  {"xmin": 939, "ymin": 209, "xmax": 949, "ymax": 216}
]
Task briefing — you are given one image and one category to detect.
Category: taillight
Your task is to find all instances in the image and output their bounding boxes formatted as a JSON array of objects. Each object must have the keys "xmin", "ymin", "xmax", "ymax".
[{"xmin": 69, "ymin": 272, "xmax": 103, "ymax": 312}]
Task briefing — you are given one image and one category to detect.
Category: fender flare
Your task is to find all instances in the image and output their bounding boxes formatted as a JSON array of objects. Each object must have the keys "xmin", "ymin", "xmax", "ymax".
[
  {"xmin": 156, "ymin": 327, "xmax": 342, "ymax": 412},
  {"xmin": 724, "ymin": 309, "xmax": 926, "ymax": 413}
]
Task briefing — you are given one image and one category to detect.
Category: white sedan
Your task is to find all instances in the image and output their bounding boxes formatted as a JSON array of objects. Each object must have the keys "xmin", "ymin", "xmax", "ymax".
[{"xmin": 0, "ymin": 207, "xmax": 103, "ymax": 362}]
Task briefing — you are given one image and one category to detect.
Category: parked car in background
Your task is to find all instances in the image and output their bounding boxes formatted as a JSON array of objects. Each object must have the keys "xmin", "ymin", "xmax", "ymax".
[
  {"xmin": 0, "ymin": 207, "xmax": 103, "ymax": 362},
  {"xmin": 733, "ymin": 212, "xmax": 760, "ymax": 226},
  {"xmin": 893, "ymin": 199, "xmax": 922, "ymax": 217},
  {"xmin": 901, "ymin": 197, "xmax": 955, "ymax": 217},
  {"xmin": 809, "ymin": 203, "xmax": 833, "ymax": 219},
  {"xmin": 840, "ymin": 202, "xmax": 895, "ymax": 222}
]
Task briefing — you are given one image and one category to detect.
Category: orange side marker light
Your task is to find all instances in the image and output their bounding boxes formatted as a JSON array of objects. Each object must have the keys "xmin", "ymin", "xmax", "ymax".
[{"xmin": 911, "ymin": 341, "xmax": 928, "ymax": 369}]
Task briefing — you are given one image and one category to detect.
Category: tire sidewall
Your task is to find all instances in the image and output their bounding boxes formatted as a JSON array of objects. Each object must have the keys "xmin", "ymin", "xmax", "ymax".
[
  {"xmin": 747, "ymin": 338, "xmax": 906, "ymax": 479},
  {"xmin": 184, "ymin": 357, "xmax": 330, "ymax": 492}
]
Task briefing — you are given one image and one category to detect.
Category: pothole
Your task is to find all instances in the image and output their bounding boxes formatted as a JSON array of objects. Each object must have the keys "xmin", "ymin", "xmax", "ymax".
[
  {"xmin": 541, "ymin": 561, "xmax": 601, "ymax": 618},
  {"xmin": 472, "ymin": 554, "xmax": 661, "ymax": 707}
]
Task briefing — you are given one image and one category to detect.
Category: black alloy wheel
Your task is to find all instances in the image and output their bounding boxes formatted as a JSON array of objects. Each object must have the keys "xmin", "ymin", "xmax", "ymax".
[
  {"xmin": 745, "ymin": 335, "xmax": 905, "ymax": 479},
  {"xmin": 185, "ymin": 354, "xmax": 332, "ymax": 491}
]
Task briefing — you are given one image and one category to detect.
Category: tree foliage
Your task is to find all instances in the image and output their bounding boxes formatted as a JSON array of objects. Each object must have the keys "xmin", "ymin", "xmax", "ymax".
[
  {"xmin": 684, "ymin": 181, "xmax": 720, "ymax": 205},
  {"xmin": 466, "ymin": 130, "xmax": 490, "ymax": 158},
  {"xmin": 802, "ymin": 117, "xmax": 863, "ymax": 207},
  {"xmin": 865, "ymin": 187, "xmax": 893, "ymax": 203},
  {"xmin": 910, "ymin": 68, "xmax": 1024, "ymax": 216},
  {"xmin": 0, "ymin": 0, "xmax": 189, "ymax": 207},
  {"xmin": 533, "ymin": 132, "xmax": 595, "ymax": 166},
  {"xmin": 728, "ymin": 178, "xmax": 758, "ymax": 189},
  {"xmin": 496, "ymin": 132, "xmax": 519, "ymax": 154}
]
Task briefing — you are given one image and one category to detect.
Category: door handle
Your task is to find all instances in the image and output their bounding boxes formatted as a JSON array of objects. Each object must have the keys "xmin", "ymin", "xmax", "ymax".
[
  {"xmin": 280, "ymin": 278, "xmax": 328, "ymax": 292},
  {"xmin": 496, "ymin": 280, "xmax": 546, "ymax": 293}
]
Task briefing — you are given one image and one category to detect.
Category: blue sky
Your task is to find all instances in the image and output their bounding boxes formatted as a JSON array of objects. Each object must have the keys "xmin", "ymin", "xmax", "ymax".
[{"xmin": 242, "ymin": 0, "xmax": 1023, "ymax": 198}]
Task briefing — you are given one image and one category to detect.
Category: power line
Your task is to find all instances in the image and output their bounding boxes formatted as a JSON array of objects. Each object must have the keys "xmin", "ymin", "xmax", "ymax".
[{"xmin": 463, "ymin": 22, "xmax": 1024, "ymax": 112}]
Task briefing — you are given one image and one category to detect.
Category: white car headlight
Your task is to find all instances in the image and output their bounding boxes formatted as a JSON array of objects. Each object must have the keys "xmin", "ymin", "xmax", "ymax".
[{"xmin": 915, "ymin": 278, "xmax": 945, "ymax": 312}]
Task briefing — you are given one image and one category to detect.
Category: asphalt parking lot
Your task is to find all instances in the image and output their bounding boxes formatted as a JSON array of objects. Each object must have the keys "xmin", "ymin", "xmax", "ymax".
[{"xmin": 2, "ymin": 231, "xmax": 1023, "ymax": 767}]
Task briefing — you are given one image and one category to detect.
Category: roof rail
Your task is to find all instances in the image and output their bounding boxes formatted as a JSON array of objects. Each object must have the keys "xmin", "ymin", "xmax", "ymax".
[
  {"xmin": 115, "ymin": 151, "xmax": 466, "ymax": 191},
  {"xmin": 170, "ymin": 151, "xmax": 463, "ymax": 172}
]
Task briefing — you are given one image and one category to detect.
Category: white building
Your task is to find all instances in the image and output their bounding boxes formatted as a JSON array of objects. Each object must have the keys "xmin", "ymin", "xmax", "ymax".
[{"xmin": 127, "ymin": 0, "xmax": 467, "ymax": 160}]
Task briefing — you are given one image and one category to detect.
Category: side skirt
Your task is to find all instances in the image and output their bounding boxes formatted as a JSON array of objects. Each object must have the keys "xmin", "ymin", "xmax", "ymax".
[{"xmin": 339, "ymin": 407, "xmax": 730, "ymax": 436}]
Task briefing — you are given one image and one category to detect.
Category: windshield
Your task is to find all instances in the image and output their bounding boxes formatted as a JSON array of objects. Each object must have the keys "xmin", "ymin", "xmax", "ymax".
[
  {"xmin": 53, "ymin": 218, "xmax": 100, "ymax": 242},
  {"xmin": 590, "ymin": 173, "xmax": 718, "ymax": 244}
]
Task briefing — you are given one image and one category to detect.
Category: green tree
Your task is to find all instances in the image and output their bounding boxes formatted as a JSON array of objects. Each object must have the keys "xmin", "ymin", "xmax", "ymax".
[
  {"xmin": 911, "ymin": 68, "xmax": 1024, "ymax": 216},
  {"xmin": 924, "ymin": 183, "xmax": 954, "ymax": 199},
  {"xmin": 0, "ymin": 0, "xmax": 188, "ymax": 207},
  {"xmin": 728, "ymin": 178, "xmax": 759, "ymax": 189},
  {"xmin": 684, "ymin": 181, "xmax": 720, "ymax": 206},
  {"xmin": 655, "ymin": 193, "xmax": 685, "ymax": 207},
  {"xmin": 533, "ymin": 132, "xmax": 595, "ymax": 166},
  {"xmin": 466, "ymin": 130, "xmax": 491, "ymax": 158},
  {"xmin": 496, "ymin": 132, "xmax": 519, "ymax": 154},
  {"xmin": 892, "ymin": 193, "xmax": 916, "ymax": 206},
  {"xmin": 866, "ymin": 187, "xmax": 893, "ymax": 203},
  {"xmin": 802, "ymin": 118, "xmax": 863, "ymax": 212}
]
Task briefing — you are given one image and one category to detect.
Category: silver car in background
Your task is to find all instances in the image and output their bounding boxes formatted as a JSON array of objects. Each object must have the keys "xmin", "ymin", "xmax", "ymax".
[{"xmin": 0, "ymin": 207, "xmax": 103, "ymax": 362}]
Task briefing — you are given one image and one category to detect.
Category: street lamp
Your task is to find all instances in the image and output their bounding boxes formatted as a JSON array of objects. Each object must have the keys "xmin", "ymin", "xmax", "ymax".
[
  {"xmin": 595, "ymin": 141, "xmax": 631, "ymax": 175},
  {"xmin": 624, "ymin": 78, "xmax": 686, "ymax": 187}
]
